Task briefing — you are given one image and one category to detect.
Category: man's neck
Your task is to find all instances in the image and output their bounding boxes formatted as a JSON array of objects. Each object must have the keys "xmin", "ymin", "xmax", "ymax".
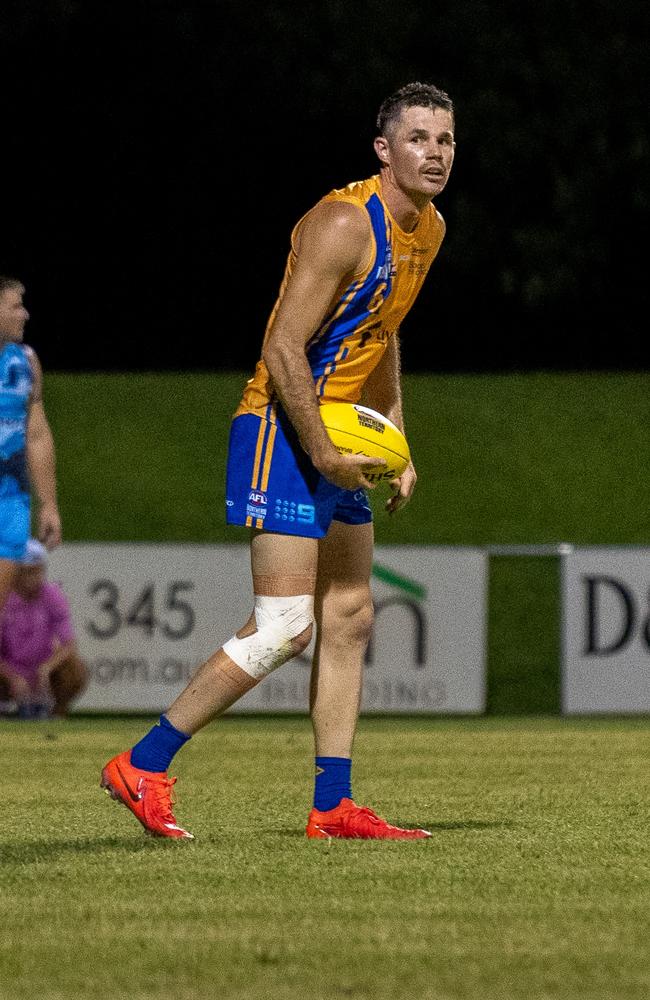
[{"xmin": 379, "ymin": 172, "xmax": 429, "ymax": 233}]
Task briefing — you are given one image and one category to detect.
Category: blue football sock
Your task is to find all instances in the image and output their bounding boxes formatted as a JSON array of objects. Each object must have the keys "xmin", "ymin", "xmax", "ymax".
[
  {"xmin": 314, "ymin": 756, "xmax": 352, "ymax": 811},
  {"xmin": 130, "ymin": 715, "xmax": 191, "ymax": 772}
]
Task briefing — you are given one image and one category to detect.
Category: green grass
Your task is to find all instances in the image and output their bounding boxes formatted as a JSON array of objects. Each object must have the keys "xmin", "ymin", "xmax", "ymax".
[
  {"xmin": 1, "ymin": 715, "xmax": 648, "ymax": 1000},
  {"xmin": 45, "ymin": 372, "xmax": 251, "ymax": 543},
  {"xmin": 44, "ymin": 370, "xmax": 650, "ymax": 545}
]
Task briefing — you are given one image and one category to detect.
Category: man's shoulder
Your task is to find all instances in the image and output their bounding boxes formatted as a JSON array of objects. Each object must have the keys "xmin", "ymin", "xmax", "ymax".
[
  {"xmin": 23, "ymin": 344, "xmax": 40, "ymax": 376},
  {"xmin": 295, "ymin": 192, "xmax": 372, "ymax": 265},
  {"xmin": 309, "ymin": 198, "xmax": 370, "ymax": 233}
]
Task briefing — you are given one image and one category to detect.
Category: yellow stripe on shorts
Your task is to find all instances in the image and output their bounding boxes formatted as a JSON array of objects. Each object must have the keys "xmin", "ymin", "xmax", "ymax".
[
  {"xmin": 250, "ymin": 416, "xmax": 268, "ymax": 491},
  {"xmin": 260, "ymin": 422, "xmax": 277, "ymax": 492}
]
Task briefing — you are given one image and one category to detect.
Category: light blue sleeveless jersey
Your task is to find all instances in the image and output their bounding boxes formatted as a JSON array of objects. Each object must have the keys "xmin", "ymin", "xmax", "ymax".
[
  {"xmin": 0, "ymin": 343, "xmax": 32, "ymax": 494},
  {"xmin": 0, "ymin": 343, "xmax": 32, "ymax": 559}
]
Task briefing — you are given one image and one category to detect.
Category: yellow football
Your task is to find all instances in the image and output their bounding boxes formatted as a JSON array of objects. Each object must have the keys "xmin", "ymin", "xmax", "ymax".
[{"xmin": 319, "ymin": 403, "xmax": 410, "ymax": 484}]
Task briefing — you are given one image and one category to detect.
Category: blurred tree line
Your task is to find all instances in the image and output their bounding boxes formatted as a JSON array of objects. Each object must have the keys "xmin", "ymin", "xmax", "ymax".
[{"xmin": 1, "ymin": 0, "xmax": 648, "ymax": 371}]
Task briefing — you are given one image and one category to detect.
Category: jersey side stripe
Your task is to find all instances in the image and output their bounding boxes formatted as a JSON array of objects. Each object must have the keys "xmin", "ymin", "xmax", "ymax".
[{"xmin": 307, "ymin": 194, "xmax": 393, "ymax": 380}]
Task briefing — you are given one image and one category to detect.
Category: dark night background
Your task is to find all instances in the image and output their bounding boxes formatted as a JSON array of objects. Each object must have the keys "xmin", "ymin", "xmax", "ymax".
[{"xmin": 1, "ymin": 0, "xmax": 648, "ymax": 373}]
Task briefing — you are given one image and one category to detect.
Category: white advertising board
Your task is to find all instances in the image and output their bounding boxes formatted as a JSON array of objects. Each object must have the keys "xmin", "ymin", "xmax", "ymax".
[
  {"xmin": 562, "ymin": 547, "xmax": 650, "ymax": 713},
  {"xmin": 47, "ymin": 543, "xmax": 487, "ymax": 714}
]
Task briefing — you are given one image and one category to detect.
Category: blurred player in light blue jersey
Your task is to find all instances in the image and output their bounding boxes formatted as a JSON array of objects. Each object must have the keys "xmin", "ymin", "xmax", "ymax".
[
  {"xmin": 0, "ymin": 276, "xmax": 61, "ymax": 610},
  {"xmin": 102, "ymin": 82, "xmax": 456, "ymax": 841}
]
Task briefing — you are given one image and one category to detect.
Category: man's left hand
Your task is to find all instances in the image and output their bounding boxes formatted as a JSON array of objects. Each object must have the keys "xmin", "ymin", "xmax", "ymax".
[{"xmin": 385, "ymin": 462, "xmax": 417, "ymax": 515}]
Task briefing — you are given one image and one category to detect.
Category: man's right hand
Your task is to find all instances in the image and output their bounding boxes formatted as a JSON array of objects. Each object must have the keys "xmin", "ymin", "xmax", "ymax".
[{"xmin": 315, "ymin": 451, "xmax": 387, "ymax": 491}]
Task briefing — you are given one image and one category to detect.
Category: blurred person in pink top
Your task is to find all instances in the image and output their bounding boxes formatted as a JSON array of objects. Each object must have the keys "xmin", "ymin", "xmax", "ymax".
[{"xmin": 0, "ymin": 539, "xmax": 88, "ymax": 719}]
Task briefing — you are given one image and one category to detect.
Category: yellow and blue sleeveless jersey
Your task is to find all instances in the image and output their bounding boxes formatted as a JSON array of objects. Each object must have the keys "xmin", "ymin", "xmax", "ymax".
[
  {"xmin": 0, "ymin": 342, "xmax": 33, "ymax": 498},
  {"xmin": 236, "ymin": 174, "xmax": 445, "ymax": 415}
]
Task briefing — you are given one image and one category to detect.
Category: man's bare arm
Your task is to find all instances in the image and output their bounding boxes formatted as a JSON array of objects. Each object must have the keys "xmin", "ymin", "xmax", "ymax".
[
  {"xmin": 361, "ymin": 333, "xmax": 417, "ymax": 514},
  {"xmin": 26, "ymin": 350, "xmax": 62, "ymax": 548},
  {"xmin": 262, "ymin": 201, "xmax": 385, "ymax": 491}
]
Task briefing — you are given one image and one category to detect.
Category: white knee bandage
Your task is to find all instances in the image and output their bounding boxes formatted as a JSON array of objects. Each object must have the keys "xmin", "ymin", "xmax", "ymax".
[{"xmin": 223, "ymin": 594, "xmax": 314, "ymax": 680}]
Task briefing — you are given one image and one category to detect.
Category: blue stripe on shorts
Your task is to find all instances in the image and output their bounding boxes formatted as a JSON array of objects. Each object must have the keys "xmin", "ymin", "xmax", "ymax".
[{"xmin": 225, "ymin": 408, "xmax": 372, "ymax": 539}]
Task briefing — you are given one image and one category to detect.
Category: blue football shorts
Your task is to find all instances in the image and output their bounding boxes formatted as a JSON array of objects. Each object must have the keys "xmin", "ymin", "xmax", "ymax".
[
  {"xmin": 225, "ymin": 406, "xmax": 372, "ymax": 539},
  {"xmin": 0, "ymin": 481, "xmax": 30, "ymax": 561}
]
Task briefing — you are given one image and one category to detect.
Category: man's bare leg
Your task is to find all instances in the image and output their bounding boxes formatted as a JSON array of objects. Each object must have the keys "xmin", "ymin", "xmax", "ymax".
[
  {"xmin": 101, "ymin": 529, "xmax": 318, "ymax": 838},
  {"xmin": 165, "ymin": 529, "xmax": 318, "ymax": 734},
  {"xmin": 310, "ymin": 520, "xmax": 374, "ymax": 757},
  {"xmin": 305, "ymin": 520, "xmax": 431, "ymax": 839}
]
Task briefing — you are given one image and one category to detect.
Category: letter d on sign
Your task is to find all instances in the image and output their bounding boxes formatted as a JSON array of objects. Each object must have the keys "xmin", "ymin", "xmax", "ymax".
[{"xmin": 584, "ymin": 575, "xmax": 635, "ymax": 655}]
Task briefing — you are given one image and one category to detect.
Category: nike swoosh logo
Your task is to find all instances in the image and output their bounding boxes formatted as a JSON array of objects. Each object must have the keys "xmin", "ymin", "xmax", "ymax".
[{"xmin": 116, "ymin": 763, "xmax": 143, "ymax": 802}]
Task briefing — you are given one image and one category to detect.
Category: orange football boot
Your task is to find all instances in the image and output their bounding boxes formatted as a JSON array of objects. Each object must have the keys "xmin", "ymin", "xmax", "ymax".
[
  {"xmin": 100, "ymin": 750, "xmax": 194, "ymax": 840},
  {"xmin": 306, "ymin": 798, "xmax": 431, "ymax": 840}
]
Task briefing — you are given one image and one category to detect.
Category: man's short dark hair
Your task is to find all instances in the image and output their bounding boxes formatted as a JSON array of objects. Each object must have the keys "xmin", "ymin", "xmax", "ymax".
[
  {"xmin": 0, "ymin": 275, "xmax": 23, "ymax": 297},
  {"xmin": 376, "ymin": 82, "xmax": 454, "ymax": 137}
]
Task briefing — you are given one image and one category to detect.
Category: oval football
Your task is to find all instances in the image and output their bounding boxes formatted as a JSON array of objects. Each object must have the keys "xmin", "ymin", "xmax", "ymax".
[{"xmin": 319, "ymin": 402, "xmax": 410, "ymax": 483}]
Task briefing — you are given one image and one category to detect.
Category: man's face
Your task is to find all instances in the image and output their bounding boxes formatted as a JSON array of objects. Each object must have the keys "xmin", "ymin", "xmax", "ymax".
[
  {"xmin": 375, "ymin": 105, "xmax": 456, "ymax": 203},
  {"xmin": 0, "ymin": 286, "xmax": 29, "ymax": 342}
]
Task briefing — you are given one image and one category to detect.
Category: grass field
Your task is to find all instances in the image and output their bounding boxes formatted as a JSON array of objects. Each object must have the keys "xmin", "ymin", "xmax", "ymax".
[
  {"xmin": 1, "ymin": 715, "xmax": 648, "ymax": 1000},
  {"xmin": 44, "ymin": 370, "xmax": 650, "ymax": 547}
]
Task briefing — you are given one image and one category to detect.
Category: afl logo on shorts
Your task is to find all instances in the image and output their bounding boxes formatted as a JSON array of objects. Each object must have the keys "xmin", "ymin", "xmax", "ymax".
[{"xmin": 248, "ymin": 491, "xmax": 268, "ymax": 505}]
